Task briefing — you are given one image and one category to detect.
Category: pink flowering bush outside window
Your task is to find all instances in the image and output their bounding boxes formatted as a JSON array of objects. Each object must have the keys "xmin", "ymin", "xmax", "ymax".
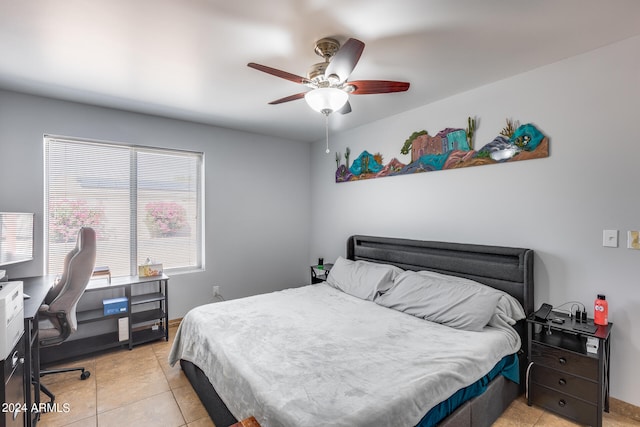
[
  {"xmin": 145, "ymin": 201, "xmax": 187, "ymax": 237},
  {"xmin": 50, "ymin": 199, "xmax": 104, "ymax": 242}
]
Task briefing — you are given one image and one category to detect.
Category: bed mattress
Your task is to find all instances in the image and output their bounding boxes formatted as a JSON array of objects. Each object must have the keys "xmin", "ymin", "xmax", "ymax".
[{"xmin": 169, "ymin": 284, "xmax": 521, "ymax": 427}]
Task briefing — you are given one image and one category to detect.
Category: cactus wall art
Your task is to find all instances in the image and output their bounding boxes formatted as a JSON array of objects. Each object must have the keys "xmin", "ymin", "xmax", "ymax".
[{"xmin": 335, "ymin": 118, "xmax": 548, "ymax": 183}]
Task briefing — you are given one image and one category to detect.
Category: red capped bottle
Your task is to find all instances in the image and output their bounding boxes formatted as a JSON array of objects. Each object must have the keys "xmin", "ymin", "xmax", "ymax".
[{"xmin": 594, "ymin": 294, "xmax": 608, "ymax": 326}]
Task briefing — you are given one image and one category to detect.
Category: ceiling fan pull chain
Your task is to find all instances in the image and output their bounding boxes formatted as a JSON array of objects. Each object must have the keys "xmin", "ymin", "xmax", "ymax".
[{"xmin": 325, "ymin": 114, "xmax": 330, "ymax": 154}]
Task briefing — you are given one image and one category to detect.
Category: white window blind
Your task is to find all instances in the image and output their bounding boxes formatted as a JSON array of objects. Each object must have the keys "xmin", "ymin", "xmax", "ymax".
[{"xmin": 45, "ymin": 136, "xmax": 203, "ymax": 277}]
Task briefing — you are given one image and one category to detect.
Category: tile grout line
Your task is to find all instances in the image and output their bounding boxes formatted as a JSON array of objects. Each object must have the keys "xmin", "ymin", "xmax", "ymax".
[{"xmin": 158, "ymin": 350, "xmax": 188, "ymax": 426}]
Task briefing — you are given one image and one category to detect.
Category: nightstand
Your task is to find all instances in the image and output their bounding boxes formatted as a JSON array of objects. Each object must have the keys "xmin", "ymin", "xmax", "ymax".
[
  {"xmin": 527, "ymin": 311, "xmax": 612, "ymax": 427},
  {"xmin": 310, "ymin": 264, "xmax": 333, "ymax": 284}
]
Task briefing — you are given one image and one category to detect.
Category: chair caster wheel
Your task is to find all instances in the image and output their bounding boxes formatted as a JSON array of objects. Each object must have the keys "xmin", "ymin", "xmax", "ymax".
[{"xmin": 80, "ymin": 371, "xmax": 90, "ymax": 380}]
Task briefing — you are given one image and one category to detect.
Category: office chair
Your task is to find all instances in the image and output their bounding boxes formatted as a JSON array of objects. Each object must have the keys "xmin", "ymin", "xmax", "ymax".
[{"xmin": 38, "ymin": 227, "xmax": 97, "ymax": 404}]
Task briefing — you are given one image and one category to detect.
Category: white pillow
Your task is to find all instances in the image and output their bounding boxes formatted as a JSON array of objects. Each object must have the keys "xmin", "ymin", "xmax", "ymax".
[
  {"xmin": 325, "ymin": 256, "xmax": 403, "ymax": 301},
  {"xmin": 376, "ymin": 269, "xmax": 524, "ymax": 332},
  {"xmin": 489, "ymin": 293, "xmax": 526, "ymax": 328}
]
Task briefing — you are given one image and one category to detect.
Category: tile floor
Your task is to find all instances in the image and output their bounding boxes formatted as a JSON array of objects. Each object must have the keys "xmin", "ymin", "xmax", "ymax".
[
  {"xmin": 493, "ymin": 397, "xmax": 640, "ymax": 427},
  {"xmin": 37, "ymin": 326, "xmax": 640, "ymax": 427},
  {"xmin": 37, "ymin": 325, "xmax": 212, "ymax": 427}
]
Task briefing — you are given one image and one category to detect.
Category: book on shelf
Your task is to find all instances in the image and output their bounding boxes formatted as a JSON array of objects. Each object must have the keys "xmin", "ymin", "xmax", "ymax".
[{"xmin": 92, "ymin": 266, "xmax": 112, "ymax": 283}]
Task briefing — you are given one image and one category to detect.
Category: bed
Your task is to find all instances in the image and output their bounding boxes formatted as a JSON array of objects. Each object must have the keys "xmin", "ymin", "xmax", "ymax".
[{"xmin": 169, "ymin": 235, "xmax": 534, "ymax": 427}]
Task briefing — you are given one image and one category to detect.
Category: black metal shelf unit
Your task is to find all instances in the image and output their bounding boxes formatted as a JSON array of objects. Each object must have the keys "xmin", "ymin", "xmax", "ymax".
[{"xmin": 40, "ymin": 274, "xmax": 169, "ymax": 364}]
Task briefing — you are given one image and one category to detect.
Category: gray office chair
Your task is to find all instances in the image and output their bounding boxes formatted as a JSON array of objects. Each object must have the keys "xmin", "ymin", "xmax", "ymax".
[{"xmin": 38, "ymin": 227, "xmax": 97, "ymax": 404}]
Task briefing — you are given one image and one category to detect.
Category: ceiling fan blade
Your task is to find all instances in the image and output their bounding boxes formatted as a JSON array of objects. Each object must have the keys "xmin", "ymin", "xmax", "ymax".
[
  {"xmin": 337, "ymin": 101, "xmax": 352, "ymax": 114},
  {"xmin": 268, "ymin": 92, "xmax": 307, "ymax": 105},
  {"xmin": 248, "ymin": 63, "xmax": 310, "ymax": 85},
  {"xmin": 348, "ymin": 80, "xmax": 410, "ymax": 95},
  {"xmin": 325, "ymin": 38, "xmax": 365, "ymax": 82}
]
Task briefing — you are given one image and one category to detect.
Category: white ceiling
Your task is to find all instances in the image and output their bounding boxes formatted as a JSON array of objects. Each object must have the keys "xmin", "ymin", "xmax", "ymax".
[{"xmin": 1, "ymin": 0, "xmax": 640, "ymax": 142}]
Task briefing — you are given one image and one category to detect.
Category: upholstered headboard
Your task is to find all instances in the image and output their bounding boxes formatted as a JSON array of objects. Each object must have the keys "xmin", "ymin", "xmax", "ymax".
[{"xmin": 347, "ymin": 235, "xmax": 534, "ymax": 315}]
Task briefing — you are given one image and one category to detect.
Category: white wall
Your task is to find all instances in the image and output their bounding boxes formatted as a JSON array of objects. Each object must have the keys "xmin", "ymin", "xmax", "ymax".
[
  {"xmin": 0, "ymin": 90, "xmax": 311, "ymax": 319},
  {"xmin": 310, "ymin": 36, "xmax": 640, "ymax": 406}
]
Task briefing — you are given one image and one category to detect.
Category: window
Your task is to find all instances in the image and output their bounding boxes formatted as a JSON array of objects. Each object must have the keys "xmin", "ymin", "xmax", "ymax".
[{"xmin": 45, "ymin": 136, "xmax": 203, "ymax": 277}]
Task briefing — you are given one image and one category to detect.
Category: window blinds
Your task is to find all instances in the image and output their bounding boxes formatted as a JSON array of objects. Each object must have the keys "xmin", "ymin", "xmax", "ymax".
[{"xmin": 45, "ymin": 136, "xmax": 203, "ymax": 277}]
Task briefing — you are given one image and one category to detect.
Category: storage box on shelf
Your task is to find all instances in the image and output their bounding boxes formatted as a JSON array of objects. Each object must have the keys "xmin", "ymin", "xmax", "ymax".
[
  {"xmin": 103, "ymin": 297, "xmax": 127, "ymax": 315},
  {"xmin": 40, "ymin": 274, "xmax": 169, "ymax": 364},
  {"xmin": 527, "ymin": 311, "xmax": 612, "ymax": 427}
]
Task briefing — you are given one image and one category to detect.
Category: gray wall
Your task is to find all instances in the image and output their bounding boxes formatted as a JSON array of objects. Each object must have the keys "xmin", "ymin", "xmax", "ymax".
[
  {"xmin": 0, "ymin": 89, "xmax": 311, "ymax": 318},
  {"xmin": 309, "ymin": 35, "xmax": 640, "ymax": 406}
]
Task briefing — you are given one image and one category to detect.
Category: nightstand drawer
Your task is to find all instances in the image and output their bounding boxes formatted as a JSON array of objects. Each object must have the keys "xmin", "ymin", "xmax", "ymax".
[
  {"xmin": 531, "ymin": 342, "xmax": 597, "ymax": 380},
  {"xmin": 530, "ymin": 383, "xmax": 597, "ymax": 426},
  {"xmin": 531, "ymin": 364, "xmax": 597, "ymax": 402}
]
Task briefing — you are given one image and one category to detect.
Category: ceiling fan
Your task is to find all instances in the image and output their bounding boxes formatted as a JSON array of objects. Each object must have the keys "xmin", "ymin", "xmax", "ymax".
[{"xmin": 247, "ymin": 37, "xmax": 410, "ymax": 116}]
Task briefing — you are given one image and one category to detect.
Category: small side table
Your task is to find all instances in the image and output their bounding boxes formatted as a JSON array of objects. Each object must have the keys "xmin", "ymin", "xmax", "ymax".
[
  {"xmin": 310, "ymin": 264, "xmax": 333, "ymax": 284},
  {"xmin": 527, "ymin": 311, "xmax": 612, "ymax": 427}
]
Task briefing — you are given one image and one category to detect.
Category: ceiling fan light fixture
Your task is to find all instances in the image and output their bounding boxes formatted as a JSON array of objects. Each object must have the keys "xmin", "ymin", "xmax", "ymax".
[
  {"xmin": 304, "ymin": 87, "xmax": 349, "ymax": 115},
  {"xmin": 326, "ymin": 73, "xmax": 341, "ymax": 85},
  {"xmin": 342, "ymin": 84, "xmax": 355, "ymax": 93}
]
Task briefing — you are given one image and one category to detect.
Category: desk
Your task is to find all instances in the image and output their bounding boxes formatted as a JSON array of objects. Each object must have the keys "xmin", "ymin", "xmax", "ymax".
[
  {"xmin": 21, "ymin": 276, "xmax": 54, "ymax": 427},
  {"xmin": 39, "ymin": 274, "xmax": 169, "ymax": 364}
]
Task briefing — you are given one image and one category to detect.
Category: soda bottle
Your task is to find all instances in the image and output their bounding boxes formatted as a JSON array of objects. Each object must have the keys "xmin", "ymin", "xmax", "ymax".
[{"xmin": 594, "ymin": 294, "xmax": 608, "ymax": 326}]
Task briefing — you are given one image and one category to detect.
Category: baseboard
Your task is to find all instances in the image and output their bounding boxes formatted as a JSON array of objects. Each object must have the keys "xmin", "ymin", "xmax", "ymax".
[
  {"xmin": 611, "ymin": 397, "xmax": 640, "ymax": 422},
  {"xmin": 169, "ymin": 318, "xmax": 182, "ymax": 328}
]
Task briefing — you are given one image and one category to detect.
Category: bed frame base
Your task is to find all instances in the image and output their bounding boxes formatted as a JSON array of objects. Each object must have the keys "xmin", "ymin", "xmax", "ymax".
[
  {"xmin": 444, "ymin": 375, "xmax": 519, "ymax": 427},
  {"xmin": 180, "ymin": 359, "xmax": 238, "ymax": 427}
]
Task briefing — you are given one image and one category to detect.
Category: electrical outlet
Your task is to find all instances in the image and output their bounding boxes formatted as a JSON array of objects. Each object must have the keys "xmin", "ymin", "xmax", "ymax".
[
  {"xmin": 212, "ymin": 285, "xmax": 224, "ymax": 303},
  {"xmin": 628, "ymin": 231, "xmax": 640, "ymax": 250}
]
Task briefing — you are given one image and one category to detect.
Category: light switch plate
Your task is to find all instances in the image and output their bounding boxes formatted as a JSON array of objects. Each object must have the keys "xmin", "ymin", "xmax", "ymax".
[
  {"xmin": 628, "ymin": 231, "xmax": 640, "ymax": 249},
  {"xmin": 603, "ymin": 229, "xmax": 618, "ymax": 247}
]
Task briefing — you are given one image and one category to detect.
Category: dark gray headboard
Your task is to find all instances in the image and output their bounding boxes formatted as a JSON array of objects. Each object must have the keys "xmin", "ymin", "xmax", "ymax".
[{"xmin": 347, "ymin": 235, "xmax": 534, "ymax": 315}]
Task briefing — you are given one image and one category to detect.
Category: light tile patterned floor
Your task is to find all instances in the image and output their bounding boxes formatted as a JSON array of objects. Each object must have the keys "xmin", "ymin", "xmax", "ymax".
[
  {"xmin": 37, "ymin": 326, "xmax": 211, "ymax": 427},
  {"xmin": 38, "ymin": 326, "xmax": 640, "ymax": 427}
]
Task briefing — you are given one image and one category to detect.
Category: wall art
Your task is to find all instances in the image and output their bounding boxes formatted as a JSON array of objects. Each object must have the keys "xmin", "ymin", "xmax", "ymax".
[{"xmin": 335, "ymin": 119, "xmax": 549, "ymax": 183}]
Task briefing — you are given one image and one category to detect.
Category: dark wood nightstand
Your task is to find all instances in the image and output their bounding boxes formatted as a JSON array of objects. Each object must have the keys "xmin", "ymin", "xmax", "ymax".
[
  {"xmin": 310, "ymin": 264, "xmax": 333, "ymax": 284},
  {"xmin": 527, "ymin": 311, "xmax": 612, "ymax": 427}
]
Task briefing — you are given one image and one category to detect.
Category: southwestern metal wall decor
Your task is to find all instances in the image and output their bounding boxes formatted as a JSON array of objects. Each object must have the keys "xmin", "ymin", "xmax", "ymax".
[{"xmin": 335, "ymin": 118, "xmax": 549, "ymax": 183}]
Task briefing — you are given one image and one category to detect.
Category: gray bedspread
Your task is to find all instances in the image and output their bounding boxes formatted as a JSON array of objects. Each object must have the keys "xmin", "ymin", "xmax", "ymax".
[{"xmin": 169, "ymin": 284, "xmax": 521, "ymax": 427}]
